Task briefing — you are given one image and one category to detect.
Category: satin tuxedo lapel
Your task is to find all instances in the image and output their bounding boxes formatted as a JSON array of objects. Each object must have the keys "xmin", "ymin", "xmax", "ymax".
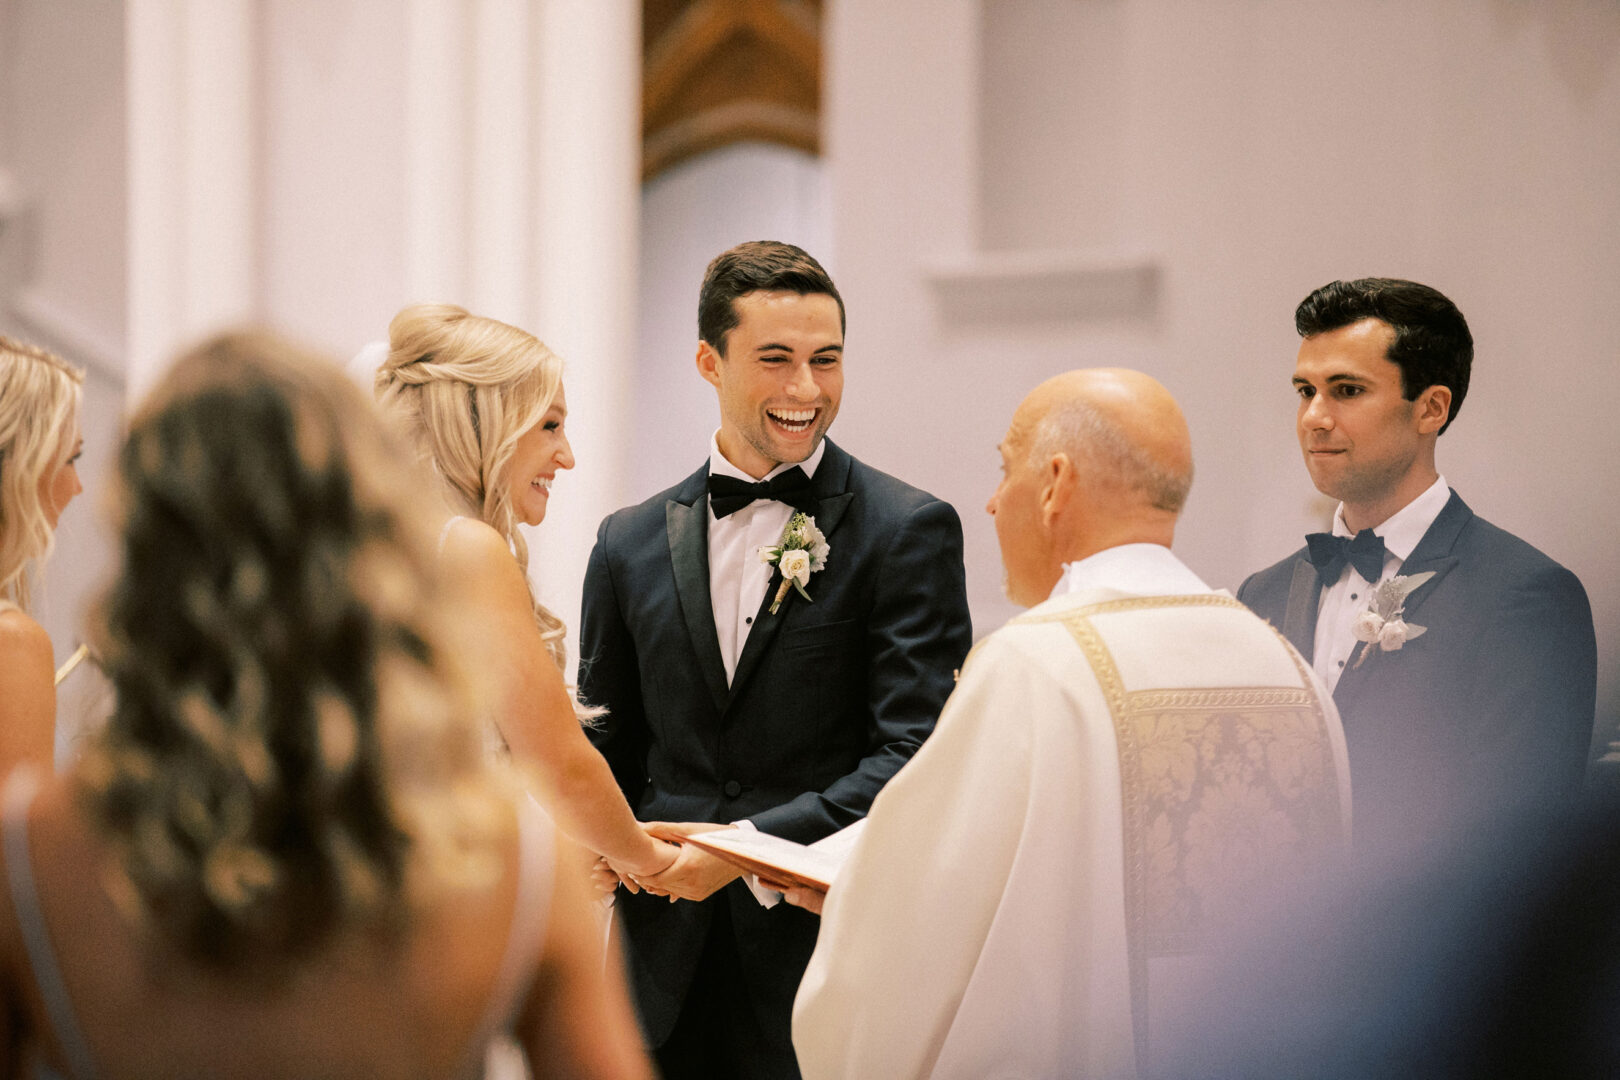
[
  {"xmin": 728, "ymin": 444, "xmax": 857, "ymax": 709},
  {"xmin": 1281, "ymin": 559, "xmax": 1322, "ymax": 662},
  {"xmin": 1328, "ymin": 492, "xmax": 1470, "ymax": 701},
  {"xmin": 1375, "ymin": 492, "xmax": 1470, "ymax": 624},
  {"xmin": 665, "ymin": 468, "xmax": 729, "ymax": 717}
]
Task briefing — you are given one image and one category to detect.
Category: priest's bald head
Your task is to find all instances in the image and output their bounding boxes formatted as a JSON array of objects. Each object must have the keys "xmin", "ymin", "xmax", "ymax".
[{"xmin": 987, "ymin": 369, "xmax": 1193, "ymax": 607}]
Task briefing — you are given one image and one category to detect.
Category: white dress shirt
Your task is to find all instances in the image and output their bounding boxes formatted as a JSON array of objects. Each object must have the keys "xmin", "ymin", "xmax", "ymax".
[
  {"xmin": 706, "ymin": 432, "xmax": 827, "ymax": 684},
  {"xmin": 1312, "ymin": 475, "xmax": 1450, "ymax": 692},
  {"xmin": 706, "ymin": 433, "xmax": 827, "ymax": 906}
]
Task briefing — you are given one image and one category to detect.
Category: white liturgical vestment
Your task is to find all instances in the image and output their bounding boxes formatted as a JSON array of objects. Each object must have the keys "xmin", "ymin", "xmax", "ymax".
[{"xmin": 792, "ymin": 544, "xmax": 1351, "ymax": 1080}]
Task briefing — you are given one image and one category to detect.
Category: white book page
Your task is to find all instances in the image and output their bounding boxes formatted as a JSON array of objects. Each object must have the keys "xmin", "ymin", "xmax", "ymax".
[{"xmin": 687, "ymin": 819, "xmax": 866, "ymax": 890}]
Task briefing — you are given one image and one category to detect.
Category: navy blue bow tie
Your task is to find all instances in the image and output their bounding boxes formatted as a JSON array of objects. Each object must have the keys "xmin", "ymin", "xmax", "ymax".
[
  {"xmin": 1305, "ymin": 529, "xmax": 1386, "ymax": 584},
  {"xmin": 707, "ymin": 467, "xmax": 817, "ymax": 519}
]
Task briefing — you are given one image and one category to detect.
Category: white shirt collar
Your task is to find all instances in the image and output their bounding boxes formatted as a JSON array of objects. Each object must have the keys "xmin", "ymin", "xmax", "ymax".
[
  {"xmin": 1053, "ymin": 543, "xmax": 1211, "ymax": 599},
  {"xmin": 707, "ymin": 430, "xmax": 826, "ymax": 483},
  {"xmin": 1331, "ymin": 474, "xmax": 1450, "ymax": 561}
]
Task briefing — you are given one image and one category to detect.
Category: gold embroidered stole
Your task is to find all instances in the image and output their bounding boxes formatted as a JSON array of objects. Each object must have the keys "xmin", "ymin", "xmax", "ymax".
[{"xmin": 1015, "ymin": 594, "xmax": 1345, "ymax": 1066}]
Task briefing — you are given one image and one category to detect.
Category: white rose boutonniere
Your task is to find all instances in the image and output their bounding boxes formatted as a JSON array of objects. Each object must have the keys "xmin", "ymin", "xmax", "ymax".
[
  {"xmin": 1350, "ymin": 571, "xmax": 1434, "ymax": 669},
  {"xmin": 757, "ymin": 512, "xmax": 829, "ymax": 614}
]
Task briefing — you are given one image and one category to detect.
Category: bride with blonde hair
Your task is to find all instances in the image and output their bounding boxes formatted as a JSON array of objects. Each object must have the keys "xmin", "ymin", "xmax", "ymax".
[
  {"xmin": 0, "ymin": 335, "xmax": 84, "ymax": 773},
  {"xmin": 375, "ymin": 303, "xmax": 676, "ymax": 884}
]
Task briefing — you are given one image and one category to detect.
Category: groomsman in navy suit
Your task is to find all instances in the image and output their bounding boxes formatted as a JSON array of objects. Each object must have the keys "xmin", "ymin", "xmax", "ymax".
[
  {"xmin": 580, "ymin": 241, "xmax": 972, "ymax": 1078},
  {"xmin": 1238, "ymin": 278, "xmax": 1596, "ymax": 854}
]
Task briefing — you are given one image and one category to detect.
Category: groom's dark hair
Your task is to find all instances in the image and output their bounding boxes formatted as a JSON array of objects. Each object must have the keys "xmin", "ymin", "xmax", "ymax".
[
  {"xmin": 698, "ymin": 241, "xmax": 845, "ymax": 356},
  {"xmin": 1295, "ymin": 277, "xmax": 1473, "ymax": 435}
]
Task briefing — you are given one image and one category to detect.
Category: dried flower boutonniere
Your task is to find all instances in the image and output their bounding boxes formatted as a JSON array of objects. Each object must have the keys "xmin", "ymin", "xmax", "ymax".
[
  {"xmin": 1350, "ymin": 571, "xmax": 1435, "ymax": 669},
  {"xmin": 757, "ymin": 512, "xmax": 829, "ymax": 614}
]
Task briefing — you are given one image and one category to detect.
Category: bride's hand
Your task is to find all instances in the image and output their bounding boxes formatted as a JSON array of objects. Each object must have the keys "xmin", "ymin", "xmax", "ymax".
[{"xmin": 626, "ymin": 836, "xmax": 680, "ymax": 880}]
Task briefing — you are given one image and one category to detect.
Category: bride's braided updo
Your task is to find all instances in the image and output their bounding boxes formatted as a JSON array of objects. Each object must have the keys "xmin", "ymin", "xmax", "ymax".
[
  {"xmin": 374, "ymin": 303, "xmax": 574, "ymax": 677},
  {"xmin": 81, "ymin": 331, "xmax": 502, "ymax": 971}
]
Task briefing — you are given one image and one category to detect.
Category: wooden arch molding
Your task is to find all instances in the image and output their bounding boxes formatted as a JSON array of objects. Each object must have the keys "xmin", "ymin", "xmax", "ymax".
[{"xmin": 642, "ymin": 0, "xmax": 823, "ymax": 182}]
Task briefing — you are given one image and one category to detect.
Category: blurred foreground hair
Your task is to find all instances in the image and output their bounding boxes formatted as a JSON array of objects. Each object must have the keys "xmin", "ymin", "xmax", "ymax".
[{"xmin": 83, "ymin": 330, "xmax": 503, "ymax": 973}]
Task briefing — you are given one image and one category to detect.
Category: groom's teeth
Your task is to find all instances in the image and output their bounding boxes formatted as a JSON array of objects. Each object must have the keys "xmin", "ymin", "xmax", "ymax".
[{"xmin": 769, "ymin": 408, "xmax": 816, "ymax": 429}]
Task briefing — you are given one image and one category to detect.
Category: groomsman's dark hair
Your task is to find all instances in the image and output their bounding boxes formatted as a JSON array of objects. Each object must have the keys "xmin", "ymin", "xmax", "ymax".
[
  {"xmin": 1295, "ymin": 277, "xmax": 1473, "ymax": 435},
  {"xmin": 698, "ymin": 241, "xmax": 845, "ymax": 356}
]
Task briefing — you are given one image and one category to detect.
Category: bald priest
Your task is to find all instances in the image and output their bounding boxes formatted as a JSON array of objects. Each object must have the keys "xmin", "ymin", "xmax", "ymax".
[{"xmin": 789, "ymin": 370, "xmax": 1351, "ymax": 1080}]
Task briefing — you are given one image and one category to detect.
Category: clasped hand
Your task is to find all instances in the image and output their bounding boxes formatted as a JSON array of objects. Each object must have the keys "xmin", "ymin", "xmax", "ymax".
[{"xmin": 591, "ymin": 821, "xmax": 743, "ymax": 903}]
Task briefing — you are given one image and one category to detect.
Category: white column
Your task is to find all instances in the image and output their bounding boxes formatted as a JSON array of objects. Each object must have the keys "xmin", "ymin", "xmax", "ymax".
[
  {"xmin": 125, "ymin": 0, "xmax": 183, "ymax": 403},
  {"xmin": 404, "ymin": 0, "xmax": 470, "ymax": 303},
  {"xmin": 532, "ymin": 0, "xmax": 640, "ymax": 671},
  {"xmin": 126, "ymin": 0, "xmax": 256, "ymax": 405},
  {"xmin": 469, "ymin": 0, "xmax": 534, "ymax": 324}
]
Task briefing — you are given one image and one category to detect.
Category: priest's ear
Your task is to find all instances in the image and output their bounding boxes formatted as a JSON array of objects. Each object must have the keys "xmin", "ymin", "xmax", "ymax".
[{"xmin": 1038, "ymin": 451, "xmax": 1078, "ymax": 528}]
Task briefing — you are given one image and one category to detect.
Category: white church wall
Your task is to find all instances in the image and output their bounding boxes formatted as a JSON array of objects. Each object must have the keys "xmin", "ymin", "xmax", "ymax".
[
  {"xmin": 197, "ymin": 0, "xmax": 642, "ymax": 675},
  {"xmin": 258, "ymin": 0, "xmax": 411, "ymax": 356},
  {"xmin": 826, "ymin": 0, "xmax": 1620, "ymax": 738}
]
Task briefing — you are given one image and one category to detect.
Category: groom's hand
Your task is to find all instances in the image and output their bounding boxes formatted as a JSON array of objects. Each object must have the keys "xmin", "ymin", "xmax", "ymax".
[{"xmin": 634, "ymin": 822, "xmax": 743, "ymax": 902}]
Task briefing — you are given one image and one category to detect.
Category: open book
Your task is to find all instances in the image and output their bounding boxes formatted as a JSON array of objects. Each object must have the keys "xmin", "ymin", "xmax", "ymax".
[{"xmin": 663, "ymin": 820, "xmax": 867, "ymax": 893}]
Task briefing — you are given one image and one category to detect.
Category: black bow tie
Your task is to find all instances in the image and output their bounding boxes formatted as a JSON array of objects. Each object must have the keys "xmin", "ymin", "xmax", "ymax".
[
  {"xmin": 1305, "ymin": 529, "xmax": 1386, "ymax": 584},
  {"xmin": 707, "ymin": 467, "xmax": 817, "ymax": 519}
]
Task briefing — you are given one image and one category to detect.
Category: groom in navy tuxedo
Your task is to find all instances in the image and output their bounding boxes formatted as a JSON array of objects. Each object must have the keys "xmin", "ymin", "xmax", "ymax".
[
  {"xmin": 580, "ymin": 241, "xmax": 972, "ymax": 1078},
  {"xmin": 1238, "ymin": 278, "xmax": 1595, "ymax": 854}
]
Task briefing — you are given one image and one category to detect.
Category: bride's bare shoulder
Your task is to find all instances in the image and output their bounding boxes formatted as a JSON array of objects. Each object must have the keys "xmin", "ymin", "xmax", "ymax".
[
  {"xmin": 436, "ymin": 514, "xmax": 506, "ymax": 559},
  {"xmin": 434, "ymin": 517, "xmax": 527, "ymax": 598}
]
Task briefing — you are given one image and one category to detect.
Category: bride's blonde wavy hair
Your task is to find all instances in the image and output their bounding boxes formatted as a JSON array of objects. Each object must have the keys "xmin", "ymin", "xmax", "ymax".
[
  {"xmin": 81, "ymin": 331, "xmax": 505, "ymax": 972},
  {"xmin": 0, "ymin": 336, "xmax": 83, "ymax": 611},
  {"xmin": 373, "ymin": 303, "xmax": 573, "ymax": 674}
]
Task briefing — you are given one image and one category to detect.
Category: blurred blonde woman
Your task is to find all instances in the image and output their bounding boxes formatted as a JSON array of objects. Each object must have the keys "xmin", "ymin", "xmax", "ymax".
[
  {"xmin": 375, "ymin": 304, "xmax": 676, "ymax": 886},
  {"xmin": 0, "ymin": 331, "xmax": 652, "ymax": 1078},
  {"xmin": 0, "ymin": 336, "xmax": 84, "ymax": 773}
]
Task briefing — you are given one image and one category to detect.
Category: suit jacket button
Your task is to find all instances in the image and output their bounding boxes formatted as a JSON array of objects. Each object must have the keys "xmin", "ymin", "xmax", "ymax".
[{"xmin": 723, "ymin": 780, "xmax": 742, "ymax": 798}]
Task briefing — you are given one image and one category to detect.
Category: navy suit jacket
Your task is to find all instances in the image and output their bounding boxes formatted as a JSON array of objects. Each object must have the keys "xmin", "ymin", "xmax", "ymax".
[
  {"xmin": 1238, "ymin": 491, "xmax": 1596, "ymax": 852},
  {"xmin": 580, "ymin": 439, "xmax": 972, "ymax": 1046}
]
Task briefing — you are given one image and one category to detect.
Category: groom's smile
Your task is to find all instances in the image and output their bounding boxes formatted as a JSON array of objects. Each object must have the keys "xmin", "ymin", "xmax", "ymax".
[{"xmin": 765, "ymin": 405, "xmax": 818, "ymax": 434}]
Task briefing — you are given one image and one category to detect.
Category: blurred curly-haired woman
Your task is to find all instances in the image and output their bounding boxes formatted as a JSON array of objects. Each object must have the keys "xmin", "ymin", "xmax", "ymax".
[{"xmin": 0, "ymin": 332, "xmax": 651, "ymax": 1079}]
